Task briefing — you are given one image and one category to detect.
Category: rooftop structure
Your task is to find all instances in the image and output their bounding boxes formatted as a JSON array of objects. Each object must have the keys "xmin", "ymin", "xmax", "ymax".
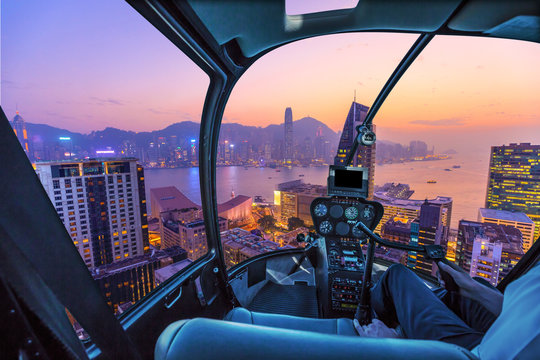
[
  {"xmin": 150, "ymin": 186, "xmax": 200, "ymax": 218},
  {"xmin": 478, "ymin": 208, "xmax": 535, "ymax": 253}
]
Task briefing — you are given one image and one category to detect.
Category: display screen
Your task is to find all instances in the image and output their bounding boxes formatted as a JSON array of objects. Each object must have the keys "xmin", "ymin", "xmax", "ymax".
[{"xmin": 334, "ymin": 169, "xmax": 364, "ymax": 189}]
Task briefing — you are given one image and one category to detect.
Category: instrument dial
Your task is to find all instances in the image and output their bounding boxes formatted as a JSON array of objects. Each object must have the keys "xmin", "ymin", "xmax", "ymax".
[
  {"xmin": 319, "ymin": 220, "xmax": 333, "ymax": 235},
  {"xmin": 336, "ymin": 222, "xmax": 350, "ymax": 236},
  {"xmin": 352, "ymin": 222, "xmax": 366, "ymax": 239},
  {"xmin": 344, "ymin": 206, "xmax": 359, "ymax": 220},
  {"xmin": 330, "ymin": 205, "xmax": 344, "ymax": 218},
  {"xmin": 362, "ymin": 206, "xmax": 374, "ymax": 221},
  {"xmin": 313, "ymin": 203, "xmax": 327, "ymax": 217}
]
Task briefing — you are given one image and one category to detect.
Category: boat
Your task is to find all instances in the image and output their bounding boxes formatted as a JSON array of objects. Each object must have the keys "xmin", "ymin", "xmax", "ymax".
[
  {"xmin": 298, "ymin": 174, "xmax": 304, "ymax": 177},
  {"xmin": 452, "ymin": 165, "xmax": 461, "ymax": 169},
  {"xmin": 444, "ymin": 168, "xmax": 451, "ymax": 171},
  {"xmin": 427, "ymin": 180, "xmax": 437, "ymax": 184}
]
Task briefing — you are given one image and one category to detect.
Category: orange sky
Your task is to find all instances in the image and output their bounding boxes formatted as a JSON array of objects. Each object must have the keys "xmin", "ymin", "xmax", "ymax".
[{"xmin": 2, "ymin": 0, "xmax": 539, "ymax": 153}]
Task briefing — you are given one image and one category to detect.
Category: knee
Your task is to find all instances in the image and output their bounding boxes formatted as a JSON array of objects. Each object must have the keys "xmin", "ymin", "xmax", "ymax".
[{"xmin": 384, "ymin": 264, "xmax": 414, "ymax": 282}]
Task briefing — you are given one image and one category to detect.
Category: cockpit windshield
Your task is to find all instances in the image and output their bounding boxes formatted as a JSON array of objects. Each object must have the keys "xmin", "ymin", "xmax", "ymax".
[{"xmin": 3, "ymin": 0, "xmax": 539, "ymax": 340}]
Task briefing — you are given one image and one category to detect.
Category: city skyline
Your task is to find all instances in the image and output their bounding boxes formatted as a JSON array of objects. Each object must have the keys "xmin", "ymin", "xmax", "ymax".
[{"xmin": 2, "ymin": 1, "xmax": 540, "ymax": 155}]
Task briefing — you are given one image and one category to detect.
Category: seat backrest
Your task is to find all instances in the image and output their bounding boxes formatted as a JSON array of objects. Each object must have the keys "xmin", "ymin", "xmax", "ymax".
[{"xmin": 155, "ymin": 317, "xmax": 477, "ymax": 360}]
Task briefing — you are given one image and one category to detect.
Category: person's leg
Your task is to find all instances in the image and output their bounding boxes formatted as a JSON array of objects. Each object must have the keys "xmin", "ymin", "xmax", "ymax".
[
  {"xmin": 370, "ymin": 264, "xmax": 483, "ymax": 349},
  {"xmin": 442, "ymin": 278, "xmax": 500, "ymax": 333}
]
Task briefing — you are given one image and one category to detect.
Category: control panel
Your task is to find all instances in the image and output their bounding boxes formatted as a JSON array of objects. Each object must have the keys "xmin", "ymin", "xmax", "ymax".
[
  {"xmin": 311, "ymin": 197, "xmax": 380, "ymax": 240},
  {"xmin": 311, "ymin": 196, "xmax": 383, "ymax": 314},
  {"xmin": 331, "ymin": 277, "xmax": 362, "ymax": 312}
]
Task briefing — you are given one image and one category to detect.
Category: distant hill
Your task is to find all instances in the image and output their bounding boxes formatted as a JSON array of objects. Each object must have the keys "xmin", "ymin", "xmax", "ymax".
[{"xmin": 25, "ymin": 117, "xmax": 340, "ymax": 151}]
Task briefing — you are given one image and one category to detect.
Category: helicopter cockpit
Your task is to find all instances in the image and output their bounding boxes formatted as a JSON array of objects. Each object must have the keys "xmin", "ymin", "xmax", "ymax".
[{"xmin": 1, "ymin": 1, "xmax": 539, "ymax": 360}]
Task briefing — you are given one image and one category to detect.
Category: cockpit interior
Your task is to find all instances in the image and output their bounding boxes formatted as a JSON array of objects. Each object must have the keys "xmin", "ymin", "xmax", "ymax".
[{"xmin": 1, "ymin": 1, "xmax": 539, "ymax": 359}]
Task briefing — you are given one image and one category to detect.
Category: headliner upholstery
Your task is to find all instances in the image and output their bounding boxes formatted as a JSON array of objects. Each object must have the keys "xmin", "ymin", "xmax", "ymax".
[
  {"xmin": 224, "ymin": 307, "xmax": 357, "ymax": 336},
  {"xmin": 186, "ymin": 0, "xmax": 540, "ymax": 58},
  {"xmin": 155, "ymin": 317, "xmax": 477, "ymax": 360}
]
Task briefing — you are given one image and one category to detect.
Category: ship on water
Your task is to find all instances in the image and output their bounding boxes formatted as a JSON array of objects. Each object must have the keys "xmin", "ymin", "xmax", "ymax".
[{"xmin": 427, "ymin": 180, "xmax": 437, "ymax": 184}]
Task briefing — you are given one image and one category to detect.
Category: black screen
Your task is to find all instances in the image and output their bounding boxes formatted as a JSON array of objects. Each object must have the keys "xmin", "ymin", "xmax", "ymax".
[{"xmin": 334, "ymin": 169, "xmax": 364, "ymax": 189}]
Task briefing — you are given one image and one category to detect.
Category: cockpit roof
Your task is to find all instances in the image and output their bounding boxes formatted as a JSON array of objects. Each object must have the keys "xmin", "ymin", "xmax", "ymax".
[{"xmin": 186, "ymin": 0, "xmax": 539, "ymax": 58}]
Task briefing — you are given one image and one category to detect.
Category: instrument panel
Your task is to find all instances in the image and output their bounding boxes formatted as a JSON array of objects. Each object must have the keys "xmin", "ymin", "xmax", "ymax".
[
  {"xmin": 310, "ymin": 197, "xmax": 382, "ymax": 239},
  {"xmin": 311, "ymin": 196, "xmax": 384, "ymax": 314}
]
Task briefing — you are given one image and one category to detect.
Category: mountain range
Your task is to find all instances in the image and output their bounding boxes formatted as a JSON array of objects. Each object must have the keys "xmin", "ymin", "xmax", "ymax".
[{"xmin": 25, "ymin": 117, "xmax": 340, "ymax": 150}]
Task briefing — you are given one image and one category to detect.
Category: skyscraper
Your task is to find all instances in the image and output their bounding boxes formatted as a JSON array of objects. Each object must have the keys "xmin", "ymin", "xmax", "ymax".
[
  {"xmin": 485, "ymin": 143, "xmax": 540, "ymax": 241},
  {"xmin": 10, "ymin": 111, "xmax": 31, "ymax": 158},
  {"xmin": 413, "ymin": 200, "xmax": 444, "ymax": 276},
  {"xmin": 456, "ymin": 220, "xmax": 523, "ymax": 285},
  {"xmin": 334, "ymin": 101, "xmax": 376, "ymax": 199},
  {"xmin": 478, "ymin": 208, "xmax": 535, "ymax": 253},
  {"xmin": 35, "ymin": 159, "xmax": 150, "ymax": 268},
  {"xmin": 284, "ymin": 107, "xmax": 293, "ymax": 164}
]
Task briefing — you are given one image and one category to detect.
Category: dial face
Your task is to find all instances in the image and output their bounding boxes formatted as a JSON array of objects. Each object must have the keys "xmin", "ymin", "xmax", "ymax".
[
  {"xmin": 344, "ymin": 206, "xmax": 359, "ymax": 220},
  {"xmin": 319, "ymin": 220, "xmax": 333, "ymax": 235},
  {"xmin": 352, "ymin": 222, "xmax": 365, "ymax": 238},
  {"xmin": 336, "ymin": 222, "xmax": 350, "ymax": 236},
  {"xmin": 313, "ymin": 203, "xmax": 328, "ymax": 217},
  {"xmin": 362, "ymin": 206, "xmax": 374, "ymax": 221}
]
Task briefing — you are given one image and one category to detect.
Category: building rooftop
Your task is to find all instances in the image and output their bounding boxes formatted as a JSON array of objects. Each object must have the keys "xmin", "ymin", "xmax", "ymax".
[
  {"xmin": 375, "ymin": 192, "xmax": 452, "ymax": 208},
  {"xmin": 154, "ymin": 259, "xmax": 193, "ymax": 284},
  {"xmin": 92, "ymin": 246, "xmax": 186, "ymax": 279},
  {"xmin": 459, "ymin": 220, "xmax": 523, "ymax": 254},
  {"xmin": 35, "ymin": 158, "xmax": 139, "ymax": 165},
  {"xmin": 479, "ymin": 208, "xmax": 534, "ymax": 224},
  {"xmin": 217, "ymin": 195, "xmax": 252, "ymax": 213},
  {"xmin": 151, "ymin": 186, "xmax": 200, "ymax": 212}
]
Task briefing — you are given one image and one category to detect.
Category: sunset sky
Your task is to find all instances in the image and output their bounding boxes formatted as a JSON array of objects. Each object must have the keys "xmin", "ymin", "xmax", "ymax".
[{"xmin": 2, "ymin": 0, "xmax": 539, "ymax": 153}]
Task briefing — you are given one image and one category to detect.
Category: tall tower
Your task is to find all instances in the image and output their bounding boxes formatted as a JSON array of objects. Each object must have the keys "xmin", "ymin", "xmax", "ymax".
[
  {"xmin": 284, "ymin": 107, "xmax": 293, "ymax": 164},
  {"xmin": 485, "ymin": 143, "xmax": 540, "ymax": 242},
  {"xmin": 334, "ymin": 101, "xmax": 376, "ymax": 199},
  {"xmin": 11, "ymin": 111, "xmax": 31, "ymax": 158},
  {"xmin": 35, "ymin": 159, "xmax": 150, "ymax": 269}
]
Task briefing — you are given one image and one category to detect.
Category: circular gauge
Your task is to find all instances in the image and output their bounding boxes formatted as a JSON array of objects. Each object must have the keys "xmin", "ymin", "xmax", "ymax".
[
  {"xmin": 336, "ymin": 222, "xmax": 350, "ymax": 236},
  {"xmin": 319, "ymin": 220, "xmax": 333, "ymax": 235},
  {"xmin": 329, "ymin": 205, "xmax": 344, "ymax": 218},
  {"xmin": 344, "ymin": 206, "xmax": 359, "ymax": 220},
  {"xmin": 352, "ymin": 222, "xmax": 367, "ymax": 239},
  {"xmin": 362, "ymin": 206, "xmax": 374, "ymax": 221},
  {"xmin": 313, "ymin": 203, "xmax": 327, "ymax": 217}
]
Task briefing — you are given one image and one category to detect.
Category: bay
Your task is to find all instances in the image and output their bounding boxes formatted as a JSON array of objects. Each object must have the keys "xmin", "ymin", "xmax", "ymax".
[{"xmin": 144, "ymin": 153, "xmax": 490, "ymax": 229}]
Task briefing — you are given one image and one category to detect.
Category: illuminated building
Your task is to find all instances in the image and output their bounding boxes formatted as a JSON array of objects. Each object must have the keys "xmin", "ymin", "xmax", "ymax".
[
  {"xmin": 35, "ymin": 159, "xmax": 150, "ymax": 268},
  {"xmin": 478, "ymin": 208, "xmax": 535, "ymax": 253},
  {"xmin": 374, "ymin": 191, "xmax": 452, "ymax": 235},
  {"xmin": 457, "ymin": 220, "xmax": 523, "ymax": 285},
  {"xmin": 150, "ymin": 186, "xmax": 200, "ymax": 219},
  {"xmin": 221, "ymin": 228, "xmax": 279, "ymax": 268},
  {"xmin": 92, "ymin": 246, "xmax": 186, "ymax": 313},
  {"xmin": 217, "ymin": 195, "xmax": 253, "ymax": 226},
  {"xmin": 10, "ymin": 111, "xmax": 31, "ymax": 157},
  {"xmin": 413, "ymin": 201, "xmax": 444, "ymax": 277},
  {"xmin": 276, "ymin": 180, "xmax": 326, "ymax": 226},
  {"xmin": 485, "ymin": 143, "xmax": 540, "ymax": 241},
  {"xmin": 334, "ymin": 101, "xmax": 376, "ymax": 199},
  {"xmin": 162, "ymin": 217, "xmax": 227, "ymax": 261},
  {"xmin": 284, "ymin": 107, "xmax": 293, "ymax": 164}
]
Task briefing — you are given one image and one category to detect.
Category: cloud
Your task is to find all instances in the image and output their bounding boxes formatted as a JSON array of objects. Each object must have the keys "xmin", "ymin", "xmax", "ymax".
[
  {"xmin": 90, "ymin": 97, "xmax": 125, "ymax": 106},
  {"xmin": 409, "ymin": 118, "xmax": 466, "ymax": 126}
]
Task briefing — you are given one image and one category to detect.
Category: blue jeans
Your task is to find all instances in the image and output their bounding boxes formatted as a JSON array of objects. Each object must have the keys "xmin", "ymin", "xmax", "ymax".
[{"xmin": 370, "ymin": 264, "xmax": 499, "ymax": 350}]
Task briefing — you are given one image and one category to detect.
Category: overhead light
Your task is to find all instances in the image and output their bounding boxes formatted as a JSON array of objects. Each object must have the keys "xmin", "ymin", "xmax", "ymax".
[{"xmin": 286, "ymin": 0, "xmax": 359, "ymax": 16}]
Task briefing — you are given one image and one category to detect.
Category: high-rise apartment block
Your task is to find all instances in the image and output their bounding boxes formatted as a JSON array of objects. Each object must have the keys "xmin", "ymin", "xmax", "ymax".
[
  {"xmin": 456, "ymin": 220, "xmax": 523, "ymax": 285},
  {"xmin": 485, "ymin": 143, "xmax": 540, "ymax": 241},
  {"xmin": 36, "ymin": 159, "xmax": 150, "ymax": 268},
  {"xmin": 334, "ymin": 101, "xmax": 376, "ymax": 199},
  {"xmin": 284, "ymin": 107, "xmax": 293, "ymax": 164},
  {"xmin": 478, "ymin": 208, "xmax": 535, "ymax": 252},
  {"xmin": 275, "ymin": 180, "xmax": 327, "ymax": 226}
]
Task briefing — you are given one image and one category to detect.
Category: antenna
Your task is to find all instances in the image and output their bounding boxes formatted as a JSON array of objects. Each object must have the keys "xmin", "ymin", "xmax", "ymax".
[{"xmin": 354, "ymin": 90, "xmax": 356, "ymax": 102}]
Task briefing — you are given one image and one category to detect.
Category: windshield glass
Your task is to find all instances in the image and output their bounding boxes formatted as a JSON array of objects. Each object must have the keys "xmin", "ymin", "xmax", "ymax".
[
  {"xmin": 2, "ymin": 0, "xmax": 209, "ymax": 322},
  {"xmin": 373, "ymin": 35, "xmax": 540, "ymax": 281},
  {"xmin": 219, "ymin": 33, "xmax": 418, "ymax": 268}
]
